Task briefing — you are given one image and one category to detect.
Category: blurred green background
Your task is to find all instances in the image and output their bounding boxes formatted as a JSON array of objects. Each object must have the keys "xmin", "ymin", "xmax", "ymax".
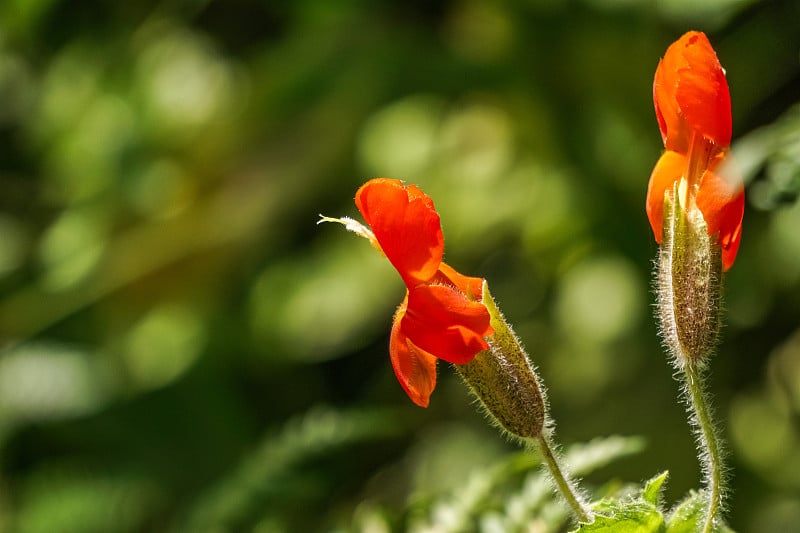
[{"xmin": 0, "ymin": 0, "xmax": 799, "ymax": 531}]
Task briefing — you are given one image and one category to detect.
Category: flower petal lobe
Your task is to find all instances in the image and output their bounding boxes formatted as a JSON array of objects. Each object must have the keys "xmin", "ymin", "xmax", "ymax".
[{"xmin": 355, "ymin": 178, "xmax": 443, "ymax": 285}]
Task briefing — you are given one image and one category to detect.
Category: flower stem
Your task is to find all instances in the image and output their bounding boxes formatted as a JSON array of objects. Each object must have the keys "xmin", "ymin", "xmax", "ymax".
[
  {"xmin": 535, "ymin": 433, "xmax": 594, "ymax": 524},
  {"xmin": 684, "ymin": 363, "xmax": 725, "ymax": 533}
]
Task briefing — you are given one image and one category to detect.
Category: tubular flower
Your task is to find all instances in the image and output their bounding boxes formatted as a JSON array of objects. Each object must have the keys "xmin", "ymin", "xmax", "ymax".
[
  {"xmin": 331, "ymin": 178, "xmax": 494, "ymax": 407},
  {"xmin": 646, "ymin": 31, "xmax": 744, "ymax": 271}
]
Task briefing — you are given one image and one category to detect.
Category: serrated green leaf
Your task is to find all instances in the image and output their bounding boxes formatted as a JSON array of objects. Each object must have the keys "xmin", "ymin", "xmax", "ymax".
[
  {"xmin": 665, "ymin": 491, "xmax": 704, "ymax": 533},
  {"xmin": 572, "ymin": 502, "xmax": 664, "ymax": 533},
  {"xmin": 565, "ymin": 436, "xmax": 647, "ymax": 476},
  {"xmin": 642, "ymin": 472, "xmax": 669, "ymax": 506}
]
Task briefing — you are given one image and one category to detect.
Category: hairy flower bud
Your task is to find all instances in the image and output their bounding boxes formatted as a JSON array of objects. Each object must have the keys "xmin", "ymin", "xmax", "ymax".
[
  {"xmin": 656, "ymin": 181, "xmax": 722, "ymax": 368},
  {"xmin": 454, "ymin": 282, "xmax": 547, "ymax": 439}
]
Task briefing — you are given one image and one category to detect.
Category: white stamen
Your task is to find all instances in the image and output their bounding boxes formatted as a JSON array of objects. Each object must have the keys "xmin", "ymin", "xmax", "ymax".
[{"xmin": 318, "ymin": 215, "xmax": 381, "ymax": 253}]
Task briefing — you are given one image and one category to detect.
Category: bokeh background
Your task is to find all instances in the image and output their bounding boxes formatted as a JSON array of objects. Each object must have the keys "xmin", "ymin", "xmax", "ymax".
[{"xmin": 0, "ymin": 1, "xmax": 799, "ymax": 531}]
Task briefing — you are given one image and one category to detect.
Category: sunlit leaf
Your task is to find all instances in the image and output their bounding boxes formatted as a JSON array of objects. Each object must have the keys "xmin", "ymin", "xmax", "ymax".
[
  {"xmin": 665, "ymin": 491, "xmax": 704, "ymax": 533},
  {"xmin": 573, "ymin": 502, "xmax": 664, "ymax": 532},
  {"xmin": 642, "ymin": 471, "xmax": 668, "ymax": 506}
]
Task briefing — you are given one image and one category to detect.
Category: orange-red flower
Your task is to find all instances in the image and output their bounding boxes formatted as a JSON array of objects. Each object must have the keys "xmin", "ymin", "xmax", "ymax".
[
  {"xmin": 646, "ymin": 31, "xmax": 744, "ymax": 270},
  {"xmin": 354, "ymin": 178, "xmax": 494, "ymax": 407}
]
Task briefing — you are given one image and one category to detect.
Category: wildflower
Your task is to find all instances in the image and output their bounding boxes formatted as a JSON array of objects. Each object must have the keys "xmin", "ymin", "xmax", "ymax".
[
  {"xmin": 645, "ymin": 31, "xmax": 744, "ymax": 271},
  {"xmin": 646, "ymin": 32, "xmax": 743, "ymax": 532},
  {"xmin": 323, "ymin": 179, "xmax": 547, "ymax": 435},
  {"xmin": 323, "ymin": 178, "xmax": 493, "ymax": 407},
  {"xmin": 323, "ymin": 180, "xmax": 590, "ymax": 521}
]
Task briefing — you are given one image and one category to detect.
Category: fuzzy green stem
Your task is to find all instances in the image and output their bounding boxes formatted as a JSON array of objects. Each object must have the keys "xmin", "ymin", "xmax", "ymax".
[
  {"xmin": 456, "ymin": 283, "xmax": 592, "ymax": 525},
  {"xmin": 684, "ymin": 363, "xmax": 725, "ymax": 533},
  {"xmin": 656, "ymin": 178, "xmax": 728, "ymax": 530},
  {"xmin": 535, "ymin": 433, "xmax": 594, "ymax": 524}
]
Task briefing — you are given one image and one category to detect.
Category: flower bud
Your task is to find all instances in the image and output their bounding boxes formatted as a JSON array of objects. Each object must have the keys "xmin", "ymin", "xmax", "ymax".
[
  {"xmin": 656, "ymin": 180, "xmax": 722, "ymax": 368},
  {"xmin": 453, "ymin": 282, "xmax": 547, "ymax": 439}
]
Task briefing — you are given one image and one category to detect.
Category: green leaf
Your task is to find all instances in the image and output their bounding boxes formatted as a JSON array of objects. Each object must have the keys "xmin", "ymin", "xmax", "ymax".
[
  {"xmin": 573, "ymin": 502, "xmax": 665, "ymax": 532},
  {"xmin": 573, "ymin": 472, "xmax": 672, "ymax": 533},
  {"xmin": 182, "ymin": 406, "xmax": 409, "ymax": 530},
  {"xmin": 642, "ymin": 472, "xmax": 669, "ymax": 506},
  {"xmin": 565, "ymin": 436, "xmax": 647, "ymax": 476},
  {"xmin": 665, "ymin": 491, "xmax": 704, "ymax": 533},
  {"xmin": 666, "ymin": 491, "xmax": 736, "ymax": 532}
]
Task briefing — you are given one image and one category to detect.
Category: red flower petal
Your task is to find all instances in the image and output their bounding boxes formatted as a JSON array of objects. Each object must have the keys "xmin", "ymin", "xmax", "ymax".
[
  {"xmin": 355, "ymin": 178, "xmax": 444, "ymax": 286},
  {"xmin": 402, "ymin": 284, "xmax": 493, "ymax": 365},
  {"xmin": 695, "ymin": 158, "xmax": 745, "ymax": 271},
  {"xmin": 650, "ymin": 32, "xmax": 743, "ymax": 269},
  {"xmin": 389, "ymin": 297, "xmax": 437, "ymax": 407},
  {"xmin": 646, "ymin": 149, "xmax": 744, "ymax": 270},
  {"xmin": 654, "ymin": 31, "xmax": 731, "ymax": 151},
  {"xmin": 654, "ymin": 57, "xmax": 680, "ymax": 149},
  {"xmin": 646, "ymin": 150, "xmax": 685, "ymax": 244},
  {"xmin": 436, "ymin": 262, "xmax": 485, "ymax": 301}
]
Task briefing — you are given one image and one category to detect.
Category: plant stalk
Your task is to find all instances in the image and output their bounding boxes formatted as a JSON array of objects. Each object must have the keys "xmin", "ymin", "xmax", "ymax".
[
  {"xmin": 535, "ymin": 433, "xmax": 594, "ymax": 524},
  {"xmin": 684, "ymin": 363, "xmax": 725, "ymax": 533}
]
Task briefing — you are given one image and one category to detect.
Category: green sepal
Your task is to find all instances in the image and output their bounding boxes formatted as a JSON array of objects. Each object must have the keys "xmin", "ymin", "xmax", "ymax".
[
  {"xmin": 453, "ymin": 281, "xmax": 547, "ymax": 439},
  {"xmin": 656, "ymin": 182, "xmax": 722, "ymax": 368}
]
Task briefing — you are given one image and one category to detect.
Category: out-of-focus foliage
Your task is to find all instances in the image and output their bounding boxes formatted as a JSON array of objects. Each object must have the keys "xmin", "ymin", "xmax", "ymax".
[{"xmin": 0, "ymin": 0, "xmax": 798, "ymax": 531}]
